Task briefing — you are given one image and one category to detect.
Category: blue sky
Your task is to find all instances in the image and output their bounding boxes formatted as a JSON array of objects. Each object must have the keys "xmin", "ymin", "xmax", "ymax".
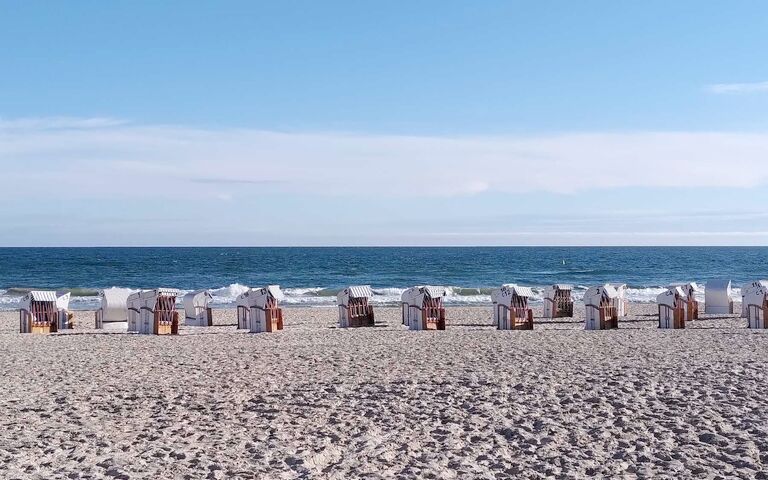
[{"xmin": 1, "ymin": 1, "xmax": 768, "ymax": 246}]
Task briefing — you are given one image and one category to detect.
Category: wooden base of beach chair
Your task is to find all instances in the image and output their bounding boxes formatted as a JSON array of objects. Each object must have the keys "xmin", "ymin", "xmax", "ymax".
[
  {"xmin": 30, "ymin": 325, "xmax": 53, "ymax": 334},
  {"xmin": 659, "ymin": 305, "xmax": 685, "ymax": 329},
  {"xmin": 348, "ymin": 306, "xmax": 375, "ymax": 328},
  {"xmin": 154, "ymin": 311, "xmax": 179, "ymax": 335},
  {"xmin": 687, "ymin": 300, "xmax": 699, "ymax": 321},
  {"xmin": 498, "ymin": 307, "xmax": 534, "ymax": 330},
  {"xmin": 422, "ymin": 307, "xmax": 446, "ymax": 330},
  {"xmin": 599, "ymin": 306, "xmax": 618, "ymax": 329},
  {"xmin": 265, "ymin": 307, "xmax": 284, "ymax": 332}
]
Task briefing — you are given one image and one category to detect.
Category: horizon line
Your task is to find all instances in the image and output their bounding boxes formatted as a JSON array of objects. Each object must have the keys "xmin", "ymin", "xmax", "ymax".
[{"xmin": 0, "ymin": 245, "xmax": 765, "ymax": 249}]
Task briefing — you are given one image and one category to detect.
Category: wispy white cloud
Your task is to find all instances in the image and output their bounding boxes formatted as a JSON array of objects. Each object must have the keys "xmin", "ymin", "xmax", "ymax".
[
  {"xmin": 0, "ymin": 116, "xmax": 128, "ymax": 130},
  {"xmin": 1, "ymin": 117, "xmax": 767, "ymax": 202},
  {"xmin": 431, "ymin": 231, "xmax": 768, "ymax": 237},
  {"xmin": 705, "ymin": 81, "xmax": 768, "ymax": 94}
]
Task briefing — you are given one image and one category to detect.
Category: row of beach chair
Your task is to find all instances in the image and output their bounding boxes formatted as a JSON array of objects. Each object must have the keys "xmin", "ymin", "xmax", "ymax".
[{"xmin": 17, "ymin": 280, "xmax": 768, "ymax": 335}]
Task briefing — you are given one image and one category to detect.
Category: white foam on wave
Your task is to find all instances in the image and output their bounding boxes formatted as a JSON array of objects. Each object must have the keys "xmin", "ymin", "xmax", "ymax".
[
  {"xmin": 69, "ymin": 296, "xmax": 101, "ymax": 309},
  {"xmin": 283, "ymin": 287, "xmax": 324, "ymax": 295},
  {"xmin": 209, "ymin": 283, "xmax": 250, "ymax": 305},
  {"xmin": 624, "ymin": 287, "xmax": 667, "ymax": 303},
  {"xmin": 371, "ymin": 287, "xmax": 406, "ymax": 297}
]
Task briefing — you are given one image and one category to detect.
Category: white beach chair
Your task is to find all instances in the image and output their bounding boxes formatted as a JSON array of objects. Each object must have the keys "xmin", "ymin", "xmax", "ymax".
[
  {"xmin": 668, "ymin": 282, "xmax": 701, "ymax": 320},
  {"xmin": 401, "ymin": 286, "xmax": 446, "ymax": 330},
  {"xmin": 657, "ymin": 287, "xmax": 688, "ymax": 329},
  {"xmin": 584, "ymin": 284, "xmax": 619, "ymax": 330},
  {"xmin": 543, "ymin": 284, "xmax": 574, "ymax": 318},
  {"xmin": 237, "ymin": 286, "xmax": 285, "ymax": 333},
  {"xmin": 744, "ymin": 283, "xmax": 768, "ymax": 329},
  {"xmin": 95, "ymin": 287, "xmax": 133, "ymax": 330},
  {"xmin": 338, "ymin": 286, "xmax": 375, "ymax": 328},
  {"xmin": 19, "ymin": 290, "xmax": 70, "ymax": 334},
  {"xmin": 704, "ymin": 279, "xmax": 733, "ymax": 315},
  {"xmin": 183, "ymin": 290, "xmax": 213, "ymax": 326},
  {"xmin": 491, "ymin": 284, "xmax": 534, "ymax": 330},
  {"xmin": 741, "ymin": 281, "xmax": 768, "ymax": 318},
  {"xmin": 608, "ymin": 283, "xmax": 628, "ymax": 317},
  {"xmin": 126, "ymin": 288, "xmax": 180, "ymax": 335}
]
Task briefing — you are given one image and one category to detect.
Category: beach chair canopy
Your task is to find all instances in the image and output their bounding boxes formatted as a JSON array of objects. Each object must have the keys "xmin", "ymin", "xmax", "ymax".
[
  {"xmin": 744, "ymin": 283, "xmax": 768, "ymax": 304},
  {"xmin": 584, "ymin": 284, "xmax": 618, "ymax": 306},
  {"xmin": 544, "ymin": 284, "xmax": 573, "ymax": 296},
  {"xmin": 235, "ymin": 289, "xmax": 251, "ymax": 308},
  {"xmin": 337, "ymin": 285, "xmax": 373, "ymax": 306},
  {"xmin": 657, "ymin": 286, "xmax": 686, "ymax": 308},
  {"xmin": 742, "ymin": 280, "xmax": 768, "ymax": 297},
  {"xmin": 401, "ymin": 286, "xmax": 447, "ymax": 305},
  {"xmin": 128, "ymin": 288, "xmax": 181, "ymax": 306},
  {"xmin": 668, "ymin": 282, "xmax": 702, "ymax": 300},
  {"xmin": 20, "ymin": 290, "xmax": 58, "ymax": 310},
  {"xmin": 491, "ymin": 284, "xmax": 534, "ymax": 307},
  {"xmin": 239, "ymin": 285, "xmax": 284, "ymax": 308}
]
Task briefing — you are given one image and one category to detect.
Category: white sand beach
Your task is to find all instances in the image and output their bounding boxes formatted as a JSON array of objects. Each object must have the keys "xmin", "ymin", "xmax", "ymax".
[{"xmin": 1, "ymin": 304, "xmax": 766, "ymax": 479}]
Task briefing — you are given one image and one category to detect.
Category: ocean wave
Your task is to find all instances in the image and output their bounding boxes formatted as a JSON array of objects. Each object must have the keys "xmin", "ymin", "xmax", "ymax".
[
  {"xmin": 5, "ymin": 286, "xmax": 100, "ymax": 296},
  {"xmin": 208, "ymin": 283, "xmax": 250, "ymax": 305},
  {"xmin": 371, "ymin": 287, "xmax": 405, "ymax": 297}
]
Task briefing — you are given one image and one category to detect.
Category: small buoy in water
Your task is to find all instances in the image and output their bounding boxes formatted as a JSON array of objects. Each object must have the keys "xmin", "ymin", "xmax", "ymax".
[{"xmin": 562, "ymin": 259, "xmax": 566, "ymax": 265}]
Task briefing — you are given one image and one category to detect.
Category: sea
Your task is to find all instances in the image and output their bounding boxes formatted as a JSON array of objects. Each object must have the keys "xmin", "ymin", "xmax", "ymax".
[{"xmin": 0, "ymin": 247, "xmax": 766, "ymax": 311}]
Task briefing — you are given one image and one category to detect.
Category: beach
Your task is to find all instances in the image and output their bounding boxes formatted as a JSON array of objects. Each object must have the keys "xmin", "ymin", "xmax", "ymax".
[{"xmin": 1, "ymin": 304, "xmax": 766, "ymax": 479}]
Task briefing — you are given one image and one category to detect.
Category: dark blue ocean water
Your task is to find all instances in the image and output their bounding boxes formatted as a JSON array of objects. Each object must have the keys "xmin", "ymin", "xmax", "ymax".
[{"xmin": 0, "ymin": 247, "xmax": 766, "ymax": 309}]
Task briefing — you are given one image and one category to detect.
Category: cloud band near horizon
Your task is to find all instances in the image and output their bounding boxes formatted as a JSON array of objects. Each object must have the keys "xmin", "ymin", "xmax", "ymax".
[{"xmin": 2, "ymin": 117, "xmax": 768, "ymax": 201}]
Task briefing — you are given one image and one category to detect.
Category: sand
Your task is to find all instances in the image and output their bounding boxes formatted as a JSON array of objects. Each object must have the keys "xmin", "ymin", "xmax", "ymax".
[{"xmin": 1, "ymin": 304, "xmax": 767, "ymax": 479}]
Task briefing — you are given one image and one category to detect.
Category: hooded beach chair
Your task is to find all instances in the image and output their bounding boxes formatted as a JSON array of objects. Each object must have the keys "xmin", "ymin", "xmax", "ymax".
[
  {"xmin": 95, "ymin": 287, "xmax": 133, "ymax": 330},
  {"xmin": 744, "ymin": 282, "xmax": 768, "ymax": 329},
  {"xmin": 337, "ymin": 285, "xmax": 375, "ymax": 328},
  {"xmin": 401, "ymin": 286, "xmax": 446, "ymax": 330},
  {"xmin": 657, "ymin": 287, "xmax": 688, "ymax": 329},
  {"xmin": 543, "ymin": 284, "xmax": 573, "ymax": 318},
  {"xmin": 584, "ymin": 284, "xmax": 619, "ymax": 330},
  {"xmin": 491, "ymin": 284, "xmax": 534, "ymax": 330},
  {"xmin": 183, "ymin": 290, "xmax": 213, "ymax": 326},
  {"xmin": 238, "ymin": 286, "xmax": 285, "ymax": 333},
  {"xmin": 19, "ymin": 290, "xmax": 71, "ymax": 334},
  {"xmin": 704, "ymin": 279, "xmax": 733, "ymax": 315},
  {"xmin": 126, "ymin": 288, "xmax": 181, "ymax": 335}
]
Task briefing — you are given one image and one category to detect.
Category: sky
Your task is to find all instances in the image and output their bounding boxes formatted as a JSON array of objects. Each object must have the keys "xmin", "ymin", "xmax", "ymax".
[{"xmin": 1, "ymin": 1, "xmax": 768, "ymax": 246}]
